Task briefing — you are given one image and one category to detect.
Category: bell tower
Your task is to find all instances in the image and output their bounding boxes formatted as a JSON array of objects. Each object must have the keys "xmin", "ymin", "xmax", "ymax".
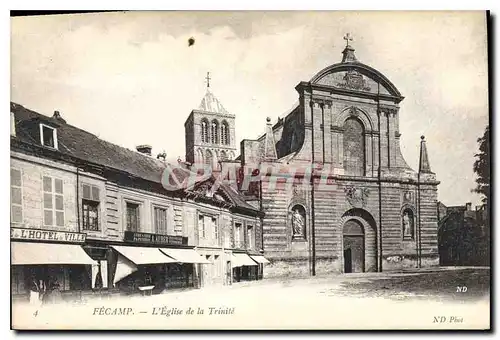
[{"xmin": 184, "ymin": 72, "xmax": 237, "ymax": 169}]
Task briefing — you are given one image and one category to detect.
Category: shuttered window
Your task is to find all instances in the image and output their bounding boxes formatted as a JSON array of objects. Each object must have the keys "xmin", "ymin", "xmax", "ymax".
[
  {"xmin": 154, "ymin": 207, "xmax": 168, "ymax": 235},
  {"xmin": 198, "ymin": 215, "xmax": 205, "ymax": 239},
  {"xmin": 247, "ymin": 225, "xmax": 253, "ymax": 250},
  {"xmin": 82, "ymin": 183, "xmax": 100, "ymax": 231},
  {"xmin": 235, "ymin": 223, "xmax": 242, "ymax": 248},
  {"xmin": 224, "ymin": 227, "xmax": 231, "ymax": 248},
  {"xmin": 43, "ymin": 176, "xmax": 64, "ymax": 227},
  {"xmin": 212, "ymin": 217, "xmax": 219, "ymax": 245},
  {"xmin": 10, "ymin": 168, "xmax": 23, "ymax": 223}
]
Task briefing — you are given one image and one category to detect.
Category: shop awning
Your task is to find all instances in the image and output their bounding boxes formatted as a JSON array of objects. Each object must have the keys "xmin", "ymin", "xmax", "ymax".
[
  {"xmin": 231, "ymin": 253, "xmax": 258, "ymax": 267},
  {"xmin": 250, "ymin": 255, "xmax": 270, "ymax": 264},
  {"xmin": 160, "ymin": 248, "xmax": 211, "ymax": 264},
  {"xmin": 11, "ymin": 242, "xmax": 96, "ymax": 265},
  {"xmin": 111, "ymin": 245, "xmax": 177, "ymax": 265}
]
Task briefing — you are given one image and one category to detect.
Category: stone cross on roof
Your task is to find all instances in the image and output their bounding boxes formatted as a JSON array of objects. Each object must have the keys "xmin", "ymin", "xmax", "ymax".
[
  {"xmin": 341, "ymin": 33, "xmax": 358, "ymax": 63},
  {"xmin": 343, "ymin": 33, "xmax": 353, "ymax": 47},
  {"xmin": 205, "ymin": 72, "xmax": 211, "ymax": 89}
]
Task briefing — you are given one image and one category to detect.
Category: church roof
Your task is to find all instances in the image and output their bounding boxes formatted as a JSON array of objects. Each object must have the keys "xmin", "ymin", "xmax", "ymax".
[{"xmin": 198, "ymin": 89, "xmax": 229, "ymax": 114}]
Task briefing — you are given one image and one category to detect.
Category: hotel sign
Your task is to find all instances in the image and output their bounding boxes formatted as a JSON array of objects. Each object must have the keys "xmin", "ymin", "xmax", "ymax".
[
  {"xmin": 10, "ymin": 227, "xmax": 87, "ymax": 243},
  {"xmin": 124, "ymin": 231, "xmax": 186, "ymax": 246}
]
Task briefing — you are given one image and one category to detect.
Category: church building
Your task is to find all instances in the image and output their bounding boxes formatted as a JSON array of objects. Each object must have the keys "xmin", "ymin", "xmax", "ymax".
[{"xmin": 240, "ymin": 35, "xmax": 440, "ymax": 276}]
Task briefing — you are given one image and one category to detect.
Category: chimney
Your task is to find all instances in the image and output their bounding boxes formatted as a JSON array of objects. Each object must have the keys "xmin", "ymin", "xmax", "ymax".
[
  {"xmin": 157, "ymin": 151, "xmax": 167, "ymax": 162},
  {"xmin": 136, "ymin": 144, "xmax": 152, "ymax": 156},
  {"xmin": 52, "ymin": 110, "xmax": 66, "ymax": 124},
  {"xmin": 466, "ymin": 202, "xmax": 472, "ymax": 211},
  {"xmin": 10, "ymin": 111, "xmax": 16, "ymax": 136}
]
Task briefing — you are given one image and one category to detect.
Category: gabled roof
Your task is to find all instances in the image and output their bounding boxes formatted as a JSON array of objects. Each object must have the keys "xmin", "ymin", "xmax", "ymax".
[{"xmin": 187, "ymin": 175, "xmax": 262, "ymax": 215}]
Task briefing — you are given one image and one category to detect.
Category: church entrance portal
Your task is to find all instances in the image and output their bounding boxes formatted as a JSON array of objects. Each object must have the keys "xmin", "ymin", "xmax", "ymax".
[{"xmin": 343, "ymin": 220, "xmax": 365, "ymax": 273}]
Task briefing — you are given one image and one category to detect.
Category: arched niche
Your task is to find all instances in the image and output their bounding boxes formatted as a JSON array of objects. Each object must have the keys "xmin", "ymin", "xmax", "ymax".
[
  {"xmin": 290, "ymin": 204, "xmax": 306, "ymax": 240},
  {"xmin": 401, "ymin": 207, "xmax": 416, "ymax": 240}
]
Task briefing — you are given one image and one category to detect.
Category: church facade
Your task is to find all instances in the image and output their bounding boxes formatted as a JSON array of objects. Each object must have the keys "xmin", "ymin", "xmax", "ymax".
[{"xmin": 240, "ymin": 38, "xmax": 440, "ymax": 276}]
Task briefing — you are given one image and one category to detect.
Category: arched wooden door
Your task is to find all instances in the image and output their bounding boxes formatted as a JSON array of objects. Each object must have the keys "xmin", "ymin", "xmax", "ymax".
[{"xmin": 343, "ymin": 220, "xmax": 365, "ymax": 273}]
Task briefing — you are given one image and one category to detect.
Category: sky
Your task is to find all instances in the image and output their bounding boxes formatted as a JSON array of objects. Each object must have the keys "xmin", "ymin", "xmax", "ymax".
[{"xmin": 10, "ymin": 11, "xmax": 489, "ymax": 206}]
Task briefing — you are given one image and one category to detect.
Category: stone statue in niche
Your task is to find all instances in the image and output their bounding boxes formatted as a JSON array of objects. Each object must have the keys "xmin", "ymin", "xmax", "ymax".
[
  {"xmin": 402, "ymin": 210, "xmax": 414, "ymax": 239},
  {"xmin": 292, "ymin": 207, "xmax": 305, "ymax": 238}
]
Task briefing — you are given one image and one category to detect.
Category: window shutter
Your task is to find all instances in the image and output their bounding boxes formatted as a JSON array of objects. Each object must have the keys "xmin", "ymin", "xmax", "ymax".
[
  {"xmin": 44, "ymin": 210, "xmax": 53, "ymax": 226},
  {"xmin": 55, "ymin": 195, "xmax": 64, "ymax": 210},
  {"xmin": 11, "ymin": 169, "xmax": 21, "ymax": 187},
  {"xmin": 56, "ymin": 211, "xmax": 64, "ymax": 226},
  {"xmin": 197, "ymin": 215, "xmax": 201, "ymax": 236},
  {"xmin": 91, "ymin": 186, "xmax": 100, "ymax": 201},
  {"xmin": 54, "ymin": 178, "xmax": 63, "ymax": 194},
  {"xmin": 43, "ymin": 176, "xmax": 52, "ymax": 192},
  {"xmin": 82, "ymin": 184, "xmax": 91, "ymax": 200},
  {"xmin": 43, "ymin": 193, "xmax": 52, "ymax": 209},
  {"xmin": 11, "ymin": 206, "xmax": 22, "ymax": 223},
  {"xmin": 136, "ymin": 206, "xmax": 140, "ymax": 231},
  {"xmin": 11, "ymin": 187, "xmax": 22, "ymax": 205}
]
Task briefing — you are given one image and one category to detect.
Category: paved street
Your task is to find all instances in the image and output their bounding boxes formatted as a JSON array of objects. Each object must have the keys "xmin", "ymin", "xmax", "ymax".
[{"xmin": 12, "ymin": 267, "xmax": 490, "ymax": 330}]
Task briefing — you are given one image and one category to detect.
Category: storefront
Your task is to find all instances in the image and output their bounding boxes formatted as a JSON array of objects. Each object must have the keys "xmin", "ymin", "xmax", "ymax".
[
  {"xmin": 95, "ymin": 231, "xmax": 210, "ymax": 295},
  {"xmin": 250, "ymin": 255, "xmax": 271, "ymax": 280},
  {"xmin": 231, "ymin": 253, "xmax": 258, "ymax": 282},
  {"xmin": 10, "ymin": 227, "xmax": 96, "ymax": 304},
  {"xmin": 196, "ymin": 248, "xmax": 228, "ymax": 287},
  {"xmin": 110, "ymin": 245, "xmax": 177, "ymax": 294}
]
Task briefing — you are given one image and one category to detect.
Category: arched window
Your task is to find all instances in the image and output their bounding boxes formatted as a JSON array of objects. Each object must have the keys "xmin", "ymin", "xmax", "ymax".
[
  {"xmin": 343, "ymin": 117, "xmax": 365, "ymax": 176},
  {"xmin": 291, "ymin": 204, "xmax": 306, "ymax": 239},
  {"xmin": 221, "ymin": 121, "xmax": 229, "ymax": 145},
  {"xmin": 402, "ymin": 208, "xmax": 415, "ymax": 240},
  {"xmin": 205, "ymin": 149, "xmax": 213, "ymax": 167},
  {"xmin": 220, "ymin": 150, "xmax": 228, "ymax": 161},
  {"xmin": 211, "ymin": 120, "xmax": 219, "ymax": 144},
  {"xmin": 201, "ymin": 119, "xmax": 209, "ymax": 143}
]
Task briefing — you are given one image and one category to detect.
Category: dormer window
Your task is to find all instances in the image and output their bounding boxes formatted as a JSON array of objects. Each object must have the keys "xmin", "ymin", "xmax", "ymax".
[{"xmin": 40, "ymin": 124, "xmax": 58, "ymax": 149}]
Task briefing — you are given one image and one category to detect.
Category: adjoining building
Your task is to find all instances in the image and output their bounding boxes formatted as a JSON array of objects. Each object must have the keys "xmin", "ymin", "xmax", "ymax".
[
  {"xmin": 10, "ymin": 99, "xmax": 266, "ymax": 303},
  {"xmin": 239, "ymin": 38, "xmax": 440, "ymax": 276},
  {"xmin": 438, "ymin": 202, "xmax": 489, "ymax": 266}
]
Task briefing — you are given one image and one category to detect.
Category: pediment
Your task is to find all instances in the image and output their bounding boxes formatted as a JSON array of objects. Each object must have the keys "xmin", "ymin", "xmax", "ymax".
[
  {"xmin": 310, "ymin": 62, "xmax": 403, "ymax": 99},
  {"xmin": 192, "ymin": 177, "xmax": 232, "ymax": 204}
]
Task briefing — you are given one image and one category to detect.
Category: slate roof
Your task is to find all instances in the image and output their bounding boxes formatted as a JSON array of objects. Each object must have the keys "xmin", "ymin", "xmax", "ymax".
[
  {"xmin": 11, "ymin": 102, "xmax": 259, "ymax": 214},
  {"xmin": 11, "ymin": 102, "xmax": 177, "ymax": 183},
  {"xmin": 198, "ymin": 89, "xmax": 230, "ymax": 115}
]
